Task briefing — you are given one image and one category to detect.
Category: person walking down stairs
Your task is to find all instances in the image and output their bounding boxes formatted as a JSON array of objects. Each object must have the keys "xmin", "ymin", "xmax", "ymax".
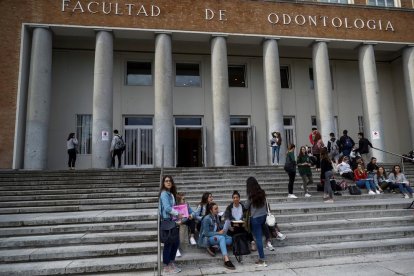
[{"xmin": 284, "ymin": 144, "xmax": 298, "ymax": 199}]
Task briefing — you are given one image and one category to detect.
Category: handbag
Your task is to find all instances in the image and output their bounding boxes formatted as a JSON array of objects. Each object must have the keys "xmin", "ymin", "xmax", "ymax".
[
  {"xmin": 232, "ymin": 232, "xmax": 251, "ymax": 262},
  {"xmin": 160, "ymin": 220, "xmax": 179, "ymax": 243},
  {"xmin": 265, "ymin": 201, "xmax": 276, "ymax": 227},
  {"xmin": 284, "ymin": 154, "xmax": 296, "ymax": 173}
]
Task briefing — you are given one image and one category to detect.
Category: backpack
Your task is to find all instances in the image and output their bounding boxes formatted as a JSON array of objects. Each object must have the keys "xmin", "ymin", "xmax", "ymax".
[
  {"xmin": 114, "ymin": 135, "xmax": 126, "ymax": 151},
  {"xmin": 329, "ymin": 139, "xmax": 339, "ymax": 154},
  {"xmin": 349, "ymin": 185, "xmax": 362, "ymax": 195},
  {"xmin": 232, "ymin": 232, "xmax": 251, "ymax": 262},
  {"xmin": 344, "ymin": 137, "xmax": 353, "ymax": 149}
]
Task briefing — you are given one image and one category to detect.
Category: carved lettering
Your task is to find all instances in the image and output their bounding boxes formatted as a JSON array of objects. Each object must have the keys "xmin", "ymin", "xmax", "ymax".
[
  {"xmin": 283, "ymin": 14, "xmax": 291, "ymax": 25},
  {"xmin": 386, "ymin": 21, "xmax": 394, "ymax": 32},
  {"xmin": 137, "ymin": 5, "xmax": 148, "ymax": 16},
  {"xmin": 87, "ymin": 1, "xmax": 98, "ymax": 13},
  {"xmin": 73, "ymin": 1, "xmax": 84, "ymax": 13},
  {"xmin": 205, "ymin": 9, "xmax": 214, "ymax": 20}
]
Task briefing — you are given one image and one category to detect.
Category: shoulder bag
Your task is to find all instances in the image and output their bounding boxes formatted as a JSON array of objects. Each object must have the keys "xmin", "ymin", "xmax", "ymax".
[
  {"xmin": 159, "ymin": 196, "xmax": 179, "ymax": 243},
  {"xmin": 265, "ymin": 200, "xmax": 276, "ymax": 227}
]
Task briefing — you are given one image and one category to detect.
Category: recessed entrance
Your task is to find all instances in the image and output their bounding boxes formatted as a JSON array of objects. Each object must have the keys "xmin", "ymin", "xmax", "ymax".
[
  {"xmin": 176, "ymin": 128, "xmax": 203, "ymax": 167},
  {"xmin": 231, "ymin": 129, "xmax": 249, "ymax": 166}
]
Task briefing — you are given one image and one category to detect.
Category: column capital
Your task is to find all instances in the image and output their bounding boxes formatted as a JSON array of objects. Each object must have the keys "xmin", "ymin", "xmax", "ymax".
[
  {"xmin": 263, "ymin": 37, "xmax": 280, "ymax": 41},
  {"xmin": 211, "ymin": 34, "xmax": 228, "ymax": 38},
  {"xmin": 154, "ymin": 31, "xmax": 172, "ymax": 36},
  {"xmin": 94, "ymin": 28, "xmax": 113, "ymax": 33},
  {"xmin": 29, "ymin": 25, "xmax": 51, "ymax": 30}
]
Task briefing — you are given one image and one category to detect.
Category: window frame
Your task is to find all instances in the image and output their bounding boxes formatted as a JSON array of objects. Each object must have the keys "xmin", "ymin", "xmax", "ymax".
[
  {"xmin": 76, "ymin": 114, "xmax": 92, "ymax": 155},
  {"xmin": 174, "ymin": 62, "xmax": 202, "ymax": 87},
  {"xmin": 228, "ymin": 64, "xmax": 247, "ymax": 88},
  {"xmin": 280, "ymin": 65, "xmax": 291, "ymax": 89},
  {"xmin": 125, "ymin": 61, "xmax": 153, "ymax": 86}
]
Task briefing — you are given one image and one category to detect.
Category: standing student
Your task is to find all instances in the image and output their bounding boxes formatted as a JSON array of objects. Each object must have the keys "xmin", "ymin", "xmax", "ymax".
[
  {"xmin": 311, "ymin": 131, "xmax": 324, "ymax": 171},
  {"xmin": 270, "ymin": 131, "xmax": 282, "ymax": 165},
  {"xmin": 297, "ymin": 146, "xmax": 313, "ymax": 198},
  {"xmin": 338, "ymin": 130, "xmax": 355, "ymax": 158},
  {"xmin": 320, "ymin": 148, "xmax": 334, "ymax": 203},
  {"xmin": 327, "ymin": 132, "xmax": 340, "ymax": 165},
  {"xmin": 354, "ymin": 132, "xmax": 373, "ymax": 163},
  {"xmin": 285, "ymin": 144, "xmax": 297, "ymax": 199},
  {"xmin": 67, "ymin": 132, "xmax": 78, "ymax": 170},
  {"xmin": 159, "ymin": 176, "xmax": 182, "ymax": 274},
  {"xmin": 245, "ymin": 177, "xmax": 268, "ymax": 267},
  {"xmin": 110, "ymin": 129, "xmax": 124, "ymax": 169}
]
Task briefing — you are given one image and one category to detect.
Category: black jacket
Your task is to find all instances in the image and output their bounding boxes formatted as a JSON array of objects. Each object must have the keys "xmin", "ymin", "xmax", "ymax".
[{"xmin": 355, "ymin": 138, "xmax": 373, "ymax": 154}]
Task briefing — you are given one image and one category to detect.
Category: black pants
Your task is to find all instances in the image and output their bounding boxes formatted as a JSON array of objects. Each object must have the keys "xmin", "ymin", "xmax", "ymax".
[
  {"xmin": 182, "ymin": 219, "xmax": 196, "ymax": 235},
  {"xmin": 111, "ymin": 149, "xmax": 123, "ymax": 168},
  {"xmin": 67, "ymin": 148, "xmax": 76, "ymax": 168},
  {"xmin": 288, "ymin": 171, "xmax": 296, "ymax": 194}
]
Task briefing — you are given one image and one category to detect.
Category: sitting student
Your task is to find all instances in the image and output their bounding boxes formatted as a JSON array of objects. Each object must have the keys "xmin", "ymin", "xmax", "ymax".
[
  {"xmin": 374, "ymin": 166, "xmax": 390, "ymax": 193},
  {"xmin": 195, "ymin": 192, "xmax": 214, "ymax": 232},
  {"xmin": 354, "ymin": 164, "xmax": 380, "ymax": 195},
  {"xmin": 198, "ymin": 202, "xmax": 235, "ymax": 270},
  {"xmin": 366, "ymin": 157, "xmax": 379, "ymax": 179},
  {"xmin": 223, "ymin": 191, "xmax": 256, "ymax": 251},
  {"xmin": 388, "ymin": 165, "xmax": 414, "ymax": 199},
  {"xmin": 176, "ymin": 193, "xmax": 197, "ymax": 245},
  {"xmin": 263, "ymin": 223, "xmax": 287, "ymax": 252},
  {"xmin": 336, "ymin": 156, "xmax": 354, "ymax": 180}
]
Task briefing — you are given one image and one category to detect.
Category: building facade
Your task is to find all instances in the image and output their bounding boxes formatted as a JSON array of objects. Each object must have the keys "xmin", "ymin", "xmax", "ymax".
[{"xmin": 0, "ymin": 0, "xmax": 413, "ymax": 170}]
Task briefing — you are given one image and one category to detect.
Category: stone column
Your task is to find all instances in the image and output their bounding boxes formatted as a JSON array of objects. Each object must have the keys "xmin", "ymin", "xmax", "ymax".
[
  {"xmin": 211, "ymin": 36, "xmax": 231, "ymax": 166},
  {"xmin": 358, "ymin": 43, "xmax": 385, "ymax": 162},
  {"xmin": 92, "ymin": 30, "xmax": 113, "ymax": 168},
  {"xmin": 24, "ymin": 27, "xmax": 52, "ymax": 170},
  {"xmin": 154, "ymin": 33, "xmax": 174, "ymax": 167},
  {"xmin": 312, "ymin": 41, "xmax": 335, "ymax": 144},
  {"xmin": 402, "ymin": 46, "xmax": 414, "ymax": 148},
  {"xmin": 263, "ymin": 38, "xmax": 285, "ymax": 164}
]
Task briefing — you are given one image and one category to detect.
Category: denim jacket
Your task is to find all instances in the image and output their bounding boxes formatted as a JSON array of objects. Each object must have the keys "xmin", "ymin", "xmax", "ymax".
[
  {"xmin": 197, "ymin": 214, "xmax": 222, "ymax": 248},
  {"xmin": 194, "ymin": 204, "xmax": 207, "ymax": 222},
  {"xmin": 159, "ymin": 191, "xmax": 179, "ymax": 220}
]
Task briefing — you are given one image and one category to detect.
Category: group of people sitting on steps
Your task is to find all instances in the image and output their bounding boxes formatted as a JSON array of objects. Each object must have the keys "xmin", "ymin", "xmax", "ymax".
[
  {"xmin": 159, "ymin": 175, "xmax": 286, "ymax": 274},
  {"xmin": 284, "ymin": 128, "xmax": 414, "ymax": 203}
]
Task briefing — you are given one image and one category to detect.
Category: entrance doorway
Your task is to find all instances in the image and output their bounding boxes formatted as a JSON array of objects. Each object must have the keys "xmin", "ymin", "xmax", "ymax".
[
  {"xmin": 231, "ymin": 129, "xmax": 249, "ymax": 166},
  {"xmin": 176, "ymin": 128, "xmax": 203, "ymax": 167},
  {"xmin": 123, "ymin": 117, "xmax": 153, "ymax": 168}
]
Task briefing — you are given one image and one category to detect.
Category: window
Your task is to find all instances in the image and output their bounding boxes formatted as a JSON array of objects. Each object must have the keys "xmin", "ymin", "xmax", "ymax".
[
  {"xmin": 280, "ymin": 66, "xmax": 291, "ymax": 89},
  {"xmin": 76, "ymin": 115, "xmax": 92, "ymax": 154},
  {"xmin": 125, "ymin": 117, "xmax": 153, "ymax": 126},
  {"xmin": 309, "ymin": 67, "xmax": 334, "ymax": 90},
  {"xmin": 230, "ymin": 117, "xmax": 249, "ymax": 126},
  {"xmin": 175, "ymin": 117, "xmax": 202, "ymax": 126},
  {"xmin": 367, "ymin": 0, "xmax": 395, "ymax": 6},
  {"xmin": 311, "ymin": 116, "xmax": 317, "ymax": 129},
  {"xmin": 126, "ymin": 61, "xmax": 152, "ymax": 86},
  {"xmin": 319, "ymin": 0, "xmax": 348, "ymax": 3},
  {"xmin": 358, "ymin": 116, "xmax": 364, "ymax": 133},
  {"xmin": 175, "ymin": 63, "xmax": 201, "ymax": 87},
  {"xmin": 228, "ymin": 65, "xmax": 246, "ymax": 87}
]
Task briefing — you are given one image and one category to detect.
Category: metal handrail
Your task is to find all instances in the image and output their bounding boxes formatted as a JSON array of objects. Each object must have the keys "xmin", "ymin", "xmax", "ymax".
[
  {"xmin": 156, "ymin": 145, "xmax": 164, "ymax": 276},
  {"xmin": 372, "ymin": 146, "xmax": 414, "ymax": 172}
]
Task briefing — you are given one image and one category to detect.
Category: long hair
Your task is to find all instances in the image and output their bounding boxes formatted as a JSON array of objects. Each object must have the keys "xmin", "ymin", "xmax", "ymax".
[
  {"xmin": 320, "ymin": 147, "xmax": 329, "ymax": 160},
  {"xmin": 391, "ymin": 165, "xmax": 401, "ymax": 175},
  {"xmin": 246, "ymin": 177, "xmax": 266, "ymax": 208},
  {"xmin": 313, "ymin": 131, "xmax": 322, "ymax": 142},
  {"xmin": 286, "ymin": 143, "xmax": 295, "ymax": 155},
  {"xmin": 377, "ymin": 166, "xmax": 386, "ymax": 178},
  {"xmin": 205, "ymin": 202, "xmax": 217, "ymax": 217},
  {"xmin": 159, "ymin": 175, "xmax": 177, "ymax": 198},
  {"xmin": 298, "ymin": 146, "xmax": 306, "ymax": 158},
  {"xmin": 67, "ymin": 133, "xmax": 75, "ymax": 141},
  {"xmin": 199, "ymin": 192, "xmax": 211, "ymax": 206}
]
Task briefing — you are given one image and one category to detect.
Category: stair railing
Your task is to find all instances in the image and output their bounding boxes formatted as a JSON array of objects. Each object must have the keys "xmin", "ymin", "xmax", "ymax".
[
  {"xmin": 156, "ymin": 145, "xmax": 164, "ymax": 276},
  {"xmin": 372, "ymin": 147, "xmax": 414, "ymax": 172}
]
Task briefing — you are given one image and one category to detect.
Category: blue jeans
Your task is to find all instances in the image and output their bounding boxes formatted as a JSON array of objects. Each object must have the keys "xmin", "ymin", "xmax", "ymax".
[
  {"xmin": 272, "ymin": 146, "xmax": 280, "ymax": 163},
  {"xmin": 390, "ymin": 183, "xmax": 414, "ymax": 194},
  {"xmin": 251, "ymin": 215, "xmax": 267, "ymax": 260},
  {"xmin": 163, "ymin": 235, "xmax": 180, "ymax": 265},
  {"xmin": 356, "ymin": 179, "xmax": 376, "ymax": 191},
  {"xmin": 208, "ymin": 235, "xmax": 232, "ymax": 257}
]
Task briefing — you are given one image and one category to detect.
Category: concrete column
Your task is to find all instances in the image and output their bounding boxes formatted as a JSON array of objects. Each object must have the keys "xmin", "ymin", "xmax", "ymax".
[
  {"xmin": 312, "ymin": 41, "xmax": 335, "ymax": 144},
  {"xmin": 402, "ymin": 46, "xmax": 414, "ymax": 148},
  {"xmin": 263, "ymin": 38, "xmax": 285, "ymax": 164},
  {"xmin": 92, "ymin": 30, "xmax": 113, "ymax": 168},
  {"xmin": 211, "ymin": 36, "xmax": 231, "ymax": 166},
  {"xmin": 24, "ymin": 27, "xmax": 52, "ymax": 170},
  {"xmin": 154, "ymin": 33, "xmax": 174, "ymax": 167},
  {"xmin": 358, "ymin": 43, "xmax": 385, "ymax": 162}
]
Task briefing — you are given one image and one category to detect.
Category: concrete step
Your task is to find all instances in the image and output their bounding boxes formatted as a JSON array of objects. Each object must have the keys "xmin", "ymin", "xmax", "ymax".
[
  {"xmin": 0, "ymin": 221, "xmax": 156, "ymax": 237},
  {"xmin": 0, "ymin": 241, "xmax": 157, "ymax": 263},
  {"xmin": 0, "ymin": 209, "xmax": 157, "ymax": 227},
  {"xmin": 0, "ymin": 238, "xmax": 413, "ymax": 275},
  {"xmin": 0, "ymin": 230, "xmax": 157, "ymax": 249},
  {"xmin": 0, "ymin": 187, "xmax": 160, "ymax": 196},
  {"xmin": 0, "ymin": 182, "xmax": 160, "ymax": 189}
]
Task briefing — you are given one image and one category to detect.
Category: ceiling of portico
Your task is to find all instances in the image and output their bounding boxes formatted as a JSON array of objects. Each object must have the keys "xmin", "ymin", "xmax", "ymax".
[{"xmin": 50, "ymin": 25, "xmax": 405, "ymax": 62}]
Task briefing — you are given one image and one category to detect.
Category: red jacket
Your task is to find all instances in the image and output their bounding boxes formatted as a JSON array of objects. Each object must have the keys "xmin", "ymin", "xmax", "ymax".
[{"xmin": 354, "ymin": 169, "xmax": 367, "ymax": 181}]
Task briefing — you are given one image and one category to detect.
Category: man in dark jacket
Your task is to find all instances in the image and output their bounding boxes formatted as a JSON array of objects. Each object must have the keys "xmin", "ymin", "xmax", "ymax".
[
  {"xmin": 338, "ymin": 130, "xmax": 355, "ymax": 157},
  {"xmin": 354, "ymin": 132, "xmax": 373, "ymax": 163}
]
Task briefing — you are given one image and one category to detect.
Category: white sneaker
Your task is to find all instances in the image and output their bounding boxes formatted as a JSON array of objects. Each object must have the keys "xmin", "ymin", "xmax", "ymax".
[
  {"xmin": 255, "ymin": 259, "xmax": 268, "ymax": 267},
  {"xmin": 276, "ymin": 232, "xmax": 286, "ymax": 241},
  {"xmin": 375, "ymin": 190, "xmax": 381, "ymax": 195},
  {"xmin": 287, "ymin": 194, "xmax": 298, "ymax": 199},
  {"xmin": 266, "ymin": 241, "xmax": 275, "ymax": 251},
  {"xmin": 189, "ymin": 236, "xmax": 197, "ymax": 245},
  {"xmin": 404, "ymin": 194, "xmax": 410, "ymax": 199},
  {"xmin": 368, "ymin": 190, "xmax": 376, "ymax": 195},
  {"xmin": 301, "ymin": 185, "xmax": 304, "ymax": 190},
  {"xmin": 304, "ymin": 193, "xmax": 312, "ymax": 197},
  {"xmin": 175, "ymin": 249, "xmax": 181, "ymax": 257}
]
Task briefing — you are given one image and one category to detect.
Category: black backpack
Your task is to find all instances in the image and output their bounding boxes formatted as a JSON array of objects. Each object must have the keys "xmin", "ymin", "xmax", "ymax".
[
  {"xmin": 232, "ymin": 232, "xmax": 251, "ymax": 262},
  {"xmin": 114, "ymin": 135, "xmax": 126, "ymax": 151},
  {"xmin": 349, "ymin": 185, "xmax": 362, "ymax": 195}
]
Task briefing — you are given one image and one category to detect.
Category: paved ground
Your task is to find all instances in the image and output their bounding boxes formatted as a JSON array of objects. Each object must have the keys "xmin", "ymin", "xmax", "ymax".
[{"xmin": 99, "ymin": 251, "xmax": 414, "ymax": 275}]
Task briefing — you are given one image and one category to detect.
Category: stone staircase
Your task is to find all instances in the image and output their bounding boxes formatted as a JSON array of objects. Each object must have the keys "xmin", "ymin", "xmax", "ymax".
[{"xmin": 0, "ymin": 166, "xmax": 413, "ymax": 275}]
